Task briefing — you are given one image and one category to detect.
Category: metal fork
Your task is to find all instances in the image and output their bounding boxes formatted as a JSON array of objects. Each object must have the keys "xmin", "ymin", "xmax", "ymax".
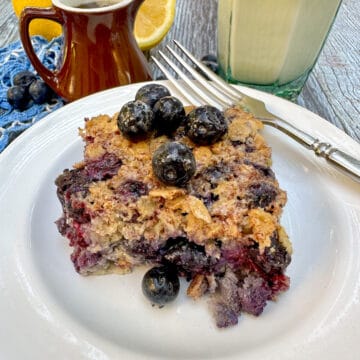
[{"xmin": 152, "ymin": 40, "xmax": 360, "ymax": 183}]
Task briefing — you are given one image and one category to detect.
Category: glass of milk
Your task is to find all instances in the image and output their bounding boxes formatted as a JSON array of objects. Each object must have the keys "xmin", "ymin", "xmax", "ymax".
[{"xmin": 217, "ymin": 0, "xmax": 342, "ymax": 101}]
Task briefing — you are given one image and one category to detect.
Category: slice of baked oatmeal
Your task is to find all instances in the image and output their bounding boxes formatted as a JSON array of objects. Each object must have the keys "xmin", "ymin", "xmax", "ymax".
[{"xmin": 55, "ymin": 84, "xmax": 291, "ymax": 328}]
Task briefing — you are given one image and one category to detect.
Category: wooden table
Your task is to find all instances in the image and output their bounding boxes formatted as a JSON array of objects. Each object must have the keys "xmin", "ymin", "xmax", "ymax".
[{"xmin": 1, "ymin": 0, "xmax": 359, "ymax": 142}]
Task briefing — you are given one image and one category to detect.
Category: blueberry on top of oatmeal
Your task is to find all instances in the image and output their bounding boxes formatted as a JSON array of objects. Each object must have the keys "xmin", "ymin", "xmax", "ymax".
[
  {"xmin": 152, "ymin": 141, "xmax": 196, "ymax": 186},
  {"xmin": 135, "ymin": 83, "xmax": 171, "ymax": 108},
  {"xmin": 153, "ymin": 96, "xmax": 185, "ymax": 134},
  {"xmin": 117, "ymin": 100, "xmax": 154, "ymax": 141},
  {"xmin": 186, "ymin": 105, "xmax": 227, "ymax": 145}
]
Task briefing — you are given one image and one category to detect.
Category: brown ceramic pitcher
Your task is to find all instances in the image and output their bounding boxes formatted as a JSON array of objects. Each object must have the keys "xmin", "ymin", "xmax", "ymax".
[{"xmin": 20, "ymin": 0, "xmax": 152, "ymax": 102}]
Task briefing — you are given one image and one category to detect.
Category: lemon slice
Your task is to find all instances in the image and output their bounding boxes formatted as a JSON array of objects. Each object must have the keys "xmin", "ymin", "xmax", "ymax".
[
  {"xmin": 135, "ymin": 0, "xmax": 176, "ymax": 51},
  {"xmin": 12, "ymin": 0, "xmax": 62, "ymax": 40}
]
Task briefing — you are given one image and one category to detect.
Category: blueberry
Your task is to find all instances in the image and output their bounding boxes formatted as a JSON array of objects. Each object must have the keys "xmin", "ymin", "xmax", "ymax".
[
  {"xmin": 135, "ymin": 84, "xmax": 171, "ymax": 108},
  {"xmin": 199, "ymin": 55, "xmax": 219, "ymax": 74},
  {"xmin": 186, "ymin": 105, "xmax": 227, "ymax": 145},
  {"xmin": 85, "ymin": 153, "xmax": 122, "ymax": 181},
  {"xmin": 152, "ymin": 142, "xmax": 196, "ymax": 186},
  {"xmin": 247, "ymin": 182, "xmax": 278, "ymax": 208},
  {"xmin": 160, "ymin": 237, "xmax": 218, "ymax": 276},
  {"xmin": 153, "ymin": 96, "xmax": 185, "ymax": 134},
  {"xmin": 117, "ymin": 180, "xmax": 148, "ymax": 200},
  {"xmin": 154, "ymin": 75, "xmax": 167, "ymax": 81},
  {"xmin": 201, "ymin": 54, "xmax": 217, "ymax": 63},
  {"xmin": 29, "ymin": 79, "xmax": 52, "ymax": 104},
  {"xmin": 13, "ymin": 70, "xmax": 36, "ymax": 87},
  {"xmin": 55, "ymin": 168, "xmax": 91, "ymax": 208},
  {"xmin": 201, "ymin": 60, "xmax": 219, "ymax": 73},
  {"xmin": 254, "ymin": 232, "xmax": 291, "ymax": 273},
  {"xmin": 142, "ymin": 265, "xmax": 180, "ymax": 306},
  {"xmin": 117, "ymin": 100, "xmax": 154, "ymax": 141},
  {"xmin": 7, "ymin": 86, "xmax": 29, "ymax": 110}
]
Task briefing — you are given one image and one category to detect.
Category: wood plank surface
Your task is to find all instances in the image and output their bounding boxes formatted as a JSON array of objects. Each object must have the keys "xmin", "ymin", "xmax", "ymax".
[{"xmin": 1, "ymin": 0, "xmax": 359, "ymax": 142}]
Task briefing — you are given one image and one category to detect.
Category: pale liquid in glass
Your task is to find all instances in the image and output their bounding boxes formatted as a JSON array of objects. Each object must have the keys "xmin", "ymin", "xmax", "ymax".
[{"xmin": 218, "ymin": 0, "xmax": 342, "ymax": 87}]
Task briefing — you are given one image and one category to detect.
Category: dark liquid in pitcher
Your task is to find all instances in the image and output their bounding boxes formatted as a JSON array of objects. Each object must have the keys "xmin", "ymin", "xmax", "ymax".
[{"xmin": 77, "ymin": 1, "xmax": 119, "ymax": 8}]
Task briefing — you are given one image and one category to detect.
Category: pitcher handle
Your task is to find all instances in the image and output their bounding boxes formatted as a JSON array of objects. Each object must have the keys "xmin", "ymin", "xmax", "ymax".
[{"xmin": 19, "ymin": 7, "xmax": 64, "ymax": 89}]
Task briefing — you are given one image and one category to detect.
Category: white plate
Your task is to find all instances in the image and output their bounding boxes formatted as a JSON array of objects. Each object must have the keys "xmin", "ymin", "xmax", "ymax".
[{"xmin": 0, "ymin": 81, "xmax": 359, "ymax": 360}]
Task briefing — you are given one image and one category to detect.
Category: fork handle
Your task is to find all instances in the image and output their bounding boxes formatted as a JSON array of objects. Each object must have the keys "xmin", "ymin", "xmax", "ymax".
[
  {"xmin": 316, "ymin": 145, "xmax": 360, "ymax": 181},
  {"xmin": 269, "ymin": 117, "xmax": 360, "ymax": 182}
]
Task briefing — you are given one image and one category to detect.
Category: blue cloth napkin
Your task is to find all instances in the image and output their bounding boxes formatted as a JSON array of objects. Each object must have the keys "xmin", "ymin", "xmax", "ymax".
[{"xmin": 0, "ymin": 36, "xmax": 65, "ymax": 153}]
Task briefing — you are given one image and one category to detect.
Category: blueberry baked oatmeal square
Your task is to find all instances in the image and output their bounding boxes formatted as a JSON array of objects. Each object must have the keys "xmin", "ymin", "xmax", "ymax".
[{"xmin": 55, "ymin": 84, "xmax": 291, "ymax": 328}]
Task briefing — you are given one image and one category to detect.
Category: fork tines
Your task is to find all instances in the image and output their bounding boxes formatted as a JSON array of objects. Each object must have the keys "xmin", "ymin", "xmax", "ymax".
[
  {"xmin": 151, "ymin": 42, "xmax": 360, "ymax": 182},
  {"xmin": 151, "ymin": 40, "xmax": 243, "ymax": 110}
]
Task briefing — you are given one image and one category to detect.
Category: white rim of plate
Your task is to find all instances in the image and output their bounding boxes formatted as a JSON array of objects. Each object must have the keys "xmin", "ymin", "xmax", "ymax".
[{"xmin": 0, "ymin": 81, "xmax": 359, "ymax": 360}]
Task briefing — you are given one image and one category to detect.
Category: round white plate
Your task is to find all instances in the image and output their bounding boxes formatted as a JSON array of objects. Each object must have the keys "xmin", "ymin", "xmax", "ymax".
[{"xmin": 0, "ymin": 81, "xmax": 359, "ymax": 360}]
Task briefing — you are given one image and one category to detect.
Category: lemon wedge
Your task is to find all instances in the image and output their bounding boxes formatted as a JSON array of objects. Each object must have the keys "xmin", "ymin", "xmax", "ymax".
[
  {"xmin": 12, "ymin": 0, "xmax": 62, "ymax": 40},
  {"xmin": 134, "ymin": 0, "xmax": 176, "ymax": 51}
]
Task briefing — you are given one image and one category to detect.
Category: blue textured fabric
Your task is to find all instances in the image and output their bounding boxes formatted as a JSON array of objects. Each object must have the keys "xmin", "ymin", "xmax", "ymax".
[{"xmin": 0, "ymin": 36, "xmax": 65, "ymax": 153}]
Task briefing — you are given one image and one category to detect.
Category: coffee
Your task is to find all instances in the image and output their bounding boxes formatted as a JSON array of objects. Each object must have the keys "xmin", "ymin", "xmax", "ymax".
[{"xmin": 77, "ymin": 1, "xmax": 118, "ymax": 8}]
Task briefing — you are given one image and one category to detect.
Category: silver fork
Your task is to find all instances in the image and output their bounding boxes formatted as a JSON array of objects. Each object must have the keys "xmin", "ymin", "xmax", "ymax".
[{"xmin": 152, "ymin": 40, "xmax": 360, "ymax": 183}]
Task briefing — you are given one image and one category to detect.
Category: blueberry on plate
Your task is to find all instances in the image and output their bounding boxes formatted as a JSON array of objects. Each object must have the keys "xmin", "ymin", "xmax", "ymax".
[
  {"xmin": 135, "ymin": 84, "xmax": 171, "ymax": 108},
  {"xmin": 152, "ymin": 141, "xmax": 196, "ymax": 186},
  {"xmin": 142, "ymin": 265, "xmax": 180, "ymax": 306},
  {"xmin": 153, "ymin": 96, "xmax": 185, "ymax": 134},
  {"xmin": 7, "ymin": 85, "xmax": 29, "ymax": 110},
  {"xmin": 117, "ymin": 100, "xmax": 154, "ymax": 141},
  {"xmin": 29, "ymin": 79, "xmax": 52, "ymax": 104},
  {"xmin": 13, "ymin": 70, "xmax": 37, "ymax": 87},
  {"xmin": 186, "ymin": 105, "xmax": 227, "ymax": 145}
]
